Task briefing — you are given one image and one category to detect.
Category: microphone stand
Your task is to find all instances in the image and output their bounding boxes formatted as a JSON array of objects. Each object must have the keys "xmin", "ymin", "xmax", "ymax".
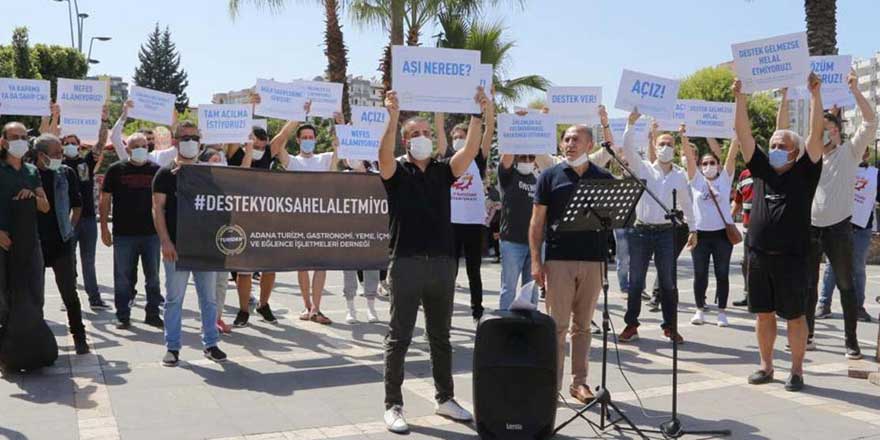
[{"xmin": 602, "ymin": 143, "xmax": 731, "ymax": 439}]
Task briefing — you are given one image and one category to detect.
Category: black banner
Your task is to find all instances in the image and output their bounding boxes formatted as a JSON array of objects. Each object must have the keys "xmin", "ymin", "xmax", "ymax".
[{"xmin": 176, "ymin": 166, "xmax": 390, "ymax": 271}]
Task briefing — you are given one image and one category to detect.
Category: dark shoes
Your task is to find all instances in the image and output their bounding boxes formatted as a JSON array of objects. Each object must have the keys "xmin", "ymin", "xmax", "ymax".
[
  {"xmin": 784, "ymin": 374, "xmax": 804, "ymax": 392},
  {"xmin": 732, "ymin": 298, "xmax": 748, "ymax": 307},
  {"xmin": 162, "ymin": 350, "xmax": 180, "ymax": 367},
  {"xmin": 747, "ymin": 369, "xmax": 774, "ymax": 385},
  {"xmin": 233, "ymin": 311, "xmax": 249, "ymax": 328},
  {"xmin": 204, "ymin": 346, "xmax": 227, "ymax": 362},
  {"xmin": 663, "ymin": 328, "xmax": 684, "ymax": 344},
  {"xmin": 815, "ymin": 304, "xmax": 832, "ymax": 319},
  {"xmin": 845, "ymin": 342, "xmax": 863, "ymax": 360},
  {"xmin": 89, "ymin": 299, "xmax": 112, "ymax": 310},
  {"xmin": 145, "ymin": 315, "xmax": 164, "ymax": 328},
  {"xmin": 256, "ymin": 304, "xmax": 277, "ymax": 323},
  {"xmin": 857, "ymin": 307, "xmax": 872, "ymax": 323},
  {"xmin": 115, "ymin": 319, "xmax": 131, "ymax": 330},
  {"xmin": 73, "ymin": 334, "xmax": 90, "ymax": 355}
]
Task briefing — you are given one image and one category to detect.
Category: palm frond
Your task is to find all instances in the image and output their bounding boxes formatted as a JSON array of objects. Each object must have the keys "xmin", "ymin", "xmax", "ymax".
[
  {"xmin": 227, "ymin": 0, "xmax": 288, "ymax": 19},
  {"xmin": 349, "ymin": 0, "xmax": 393, "ymax": 31}
]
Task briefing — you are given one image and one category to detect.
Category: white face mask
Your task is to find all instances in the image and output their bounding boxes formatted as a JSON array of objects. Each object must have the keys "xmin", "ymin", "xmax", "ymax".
[
  {"xmin": 702, "ymin": 164, "xmax": 718, "ymax": 179},
  {"xmin": 657, "ymin": 145, "xmax": 674, "ymax": 163},
  {"xmin": 63, "ymin": 143, "xmax": 79, "ymax": 158},
  {"xmin": 47, "ymin": 157, "xmax": 63, "ymax": 171},
  {"xmin": 347, "ymin": 159, "xmax": 365, "ymax": 172},
  {"xmin": 130, "ymin": 147, "xmax": 149, "ymax": 164},
  {"xmin": 251, "ymin": 149, "xmax": 265, "ymax": 161},
  {"xmin": 566, "ymin": 153, "xmax": 589, "ymax": 168},
  {"xmin": 516, "ymin": 162, "xmax": 535, "ymax": 175},
  {"xmin": 179, "ymin": 140, "xmax": 200, "ymax": 159},
  {"xmin": 452, "ymin": 138, "xmax": 466, "ymax": 151},
  {"xmin": 7, "ymin": 139, "xmax": 29, "ymax": 159},
  {"xmin": 408, "ymin": 136, "xmax": 434, "ymax": 160}
]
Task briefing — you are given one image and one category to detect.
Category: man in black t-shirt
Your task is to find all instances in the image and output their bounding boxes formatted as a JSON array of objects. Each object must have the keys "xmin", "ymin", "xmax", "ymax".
[
  {"xmin": 497, "ymin": 153, "xmax": 537, "ymax": 310},
  {"xmin": 734, "ymin": 75, "xmax": 825, "ymax": 392},
  {"xmin": 377, "ymin": 89, "xmax": 489, "ymax": 433},
  {"xmin": 100, "ymin": 132, "xmax": 164, "ymax": 329}
]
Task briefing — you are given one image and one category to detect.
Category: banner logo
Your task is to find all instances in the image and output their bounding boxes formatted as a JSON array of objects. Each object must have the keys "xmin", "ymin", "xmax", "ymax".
[{"xmin": 216, "ymin": 224, "xmax": 247, "ymax": 256}]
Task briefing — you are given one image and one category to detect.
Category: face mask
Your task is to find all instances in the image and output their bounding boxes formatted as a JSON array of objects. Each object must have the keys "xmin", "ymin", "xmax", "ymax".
[
  {"xmin": 63, "ymin": 144, "xmax": 79, "ymax": 158},
  {"xmin": 566, "ymin": 153, "xmax": 589, "ymax": 168},
  {"xmin": 47, "ymin": 157, "xmax": 63, "ymax": 171},
  {"xmin": 179, "ymin": 140, "xmax": 200, "ymax": 159},
  {"xmin": 768, "ymin": 148, "xmax": 793, "ymax": 169},
  {"xmin": 131, "ymin": 147, "xmax": 149, "ymax": 163},
  {"xmin": 516, "ymin": 162, "xmax": 535, "ymax": 175},
  {"xmin": 252, "ymin": 149, "xmax": 265, "ymax": 161},
  {"xmin": 657, "ymin": 146, "xmax": 674, "ymax": 163},
  {"xmin": 822, "ymin": 131, "xmax": 831, "ymax": 146},
  {"xmin": 408, "ymin": 136, "xmax": 434, "ymax": 160},
  {"xmin": 702, "ymin": 164, "xmax": 718, "ymax": 178},
  {"xmin": 147, "ymin": 142, "xmax": 156, "ymax": 151},
  {"xmin": 300, "ymin": 139, "xmax": 316, "ymax": 154},
  {"xmin": 452, "ymin": 138, "xmax": 466, "ymax": 151},
  {"xmin": 7, "ymin": 139, "xmax": 29, "ymax": 159}
]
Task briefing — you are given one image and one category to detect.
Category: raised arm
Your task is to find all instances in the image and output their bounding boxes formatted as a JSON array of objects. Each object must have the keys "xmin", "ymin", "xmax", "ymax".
[
  {"xmin": 680, "ymin": 125, "xmax": 696, "ymax": 180},
  {"xmin": 733, "ymin": 79, "xmax": 756, "ymax": 163},
  {"xmin": 480, "ymin": 98, "xmax": 495, "ymax": 160},
  {"xmin": 622, "ymin": 108, "xmax": 646, "ymax": 176},
  {"xmin": 450, "ymin": 88, "xmax": 489, "ymax": 178},
  {"xmin": 434, "ymin": 112, "xmax": 448, "ymax": 158},
  {"xmin": 648, "ymin": 119, "xmax": 658, "ymax": 163},
  {"xmin": 589, "ymin": 105, "xmax": 614, "ymax": 167},
  {"xmin": 805, "ymin": 72, "xmax": 825, "ymax": 163},
  {"xmin": 724, "ymin": 137, "xmax": 739, "ymax": 177},
  {"xmin": 776, "ymin": 87, "xmax": 789, "ymax": 130},
  {"xmin": 93, "ymin": 105, "xmax": 109, "ymax": 155},
  {"xmin": 379, "ymin": 91, "xmax": 400, "ymax": 180},
  {"xmin": 110, "ymin": 99, "xmax": 133, "ymax": 161},
  {"xmin": 848, "ymin": 69, "xmax": 879, "ymax": 159},
  {"xmin": 327, "ymin": 111, "xmax": 344, "ymax": 170},
  {"xmin": 274, "ymin": 100, "xmax": 310, "ymax": 169}
]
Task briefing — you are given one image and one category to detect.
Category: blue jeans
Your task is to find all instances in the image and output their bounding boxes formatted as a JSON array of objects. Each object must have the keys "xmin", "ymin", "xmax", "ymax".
[
  {"xmin": 73, "ymin": 216, "xmax": 99, "ymax": 301},
  {"xmin": 625, "ymin": 226, "xmax": 677, "ymax": 329},
  {"xmin": 498, "ymin": 240, "xmax": 533, "ymax": 310},
  {"xmin": 820, "ymin": 226, "xmax": 871, "ymax": 308},
  {"xmin": 163, "ymin": 260, "xmax": 219, "ymax": 351},
  {"xmin": 614, "ymin": 228, "xmax": 630, "ymax": 293},
  {"xmin": 690, "ymin": 230, "xmax": 733, "ymax": 309},
  {"xmin": 113, "ymin": 235, "xmax": 163, "ymax": 321}
]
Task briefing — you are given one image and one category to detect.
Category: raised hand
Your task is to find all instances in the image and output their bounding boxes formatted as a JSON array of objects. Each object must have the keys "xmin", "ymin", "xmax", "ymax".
[
  {"xmin": 848, "ymin": 69, "xmax": 858, "ymax": 92},
  {"xmin": 474, "ymin": 86, "xmax": 490, "ymax": 115},
  {"xmin": 628, "ymin": 107, "xmax": 641, "ymax": 125},
  {"xmin": 808, "ymin": 72, "xmax": 821, "ymax": 95},
  {"xmin": 333, "ymin": 111, "xmax": 344, "ymax": 125},
  {"xmin": 598, "ymin": 104, "xmax": 609, "ymax": 126},
  {"xmin": 732, "ymin": 78, "xmax": 743, "ymax": 96},
  {"xmin": 384, "ymin": 91, "xmax": 400, "ymax": 118}
]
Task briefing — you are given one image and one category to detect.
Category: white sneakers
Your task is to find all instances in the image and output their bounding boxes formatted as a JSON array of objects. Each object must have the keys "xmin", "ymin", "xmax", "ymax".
[
  {"xmin": 717, "ymin": 311, "xmax": 729, "ymax": 327},
  {"xmin": 384, "ymin": 405, "xmax": 409, "ymax": 433},
  {"xmin": 345, "ymin": 300, "xmax": 358, "ymax": 324},
  {"xmin": 691, "ymin": 309, "xmax": 705, "ymax": 325},
  {"xmin": 346, "ymin": 299, "xmax": 380, "ymax": 324},
  {"xmin": 366, "ymin": 298, "xmax": 380, "ymax": 323},
  {"xmin": 435, "ymin": 399, "xmax": 473, "ymax": 421}
]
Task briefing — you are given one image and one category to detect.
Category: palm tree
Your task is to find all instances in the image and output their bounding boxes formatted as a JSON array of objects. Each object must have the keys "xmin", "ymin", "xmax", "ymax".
[
  {"xmin": 804, "ymin": 0, "xmax": 837, "ymax": 55},
  {"xmin": 228, "ymin": 0, "xmax": 352, "ymax": 120}
]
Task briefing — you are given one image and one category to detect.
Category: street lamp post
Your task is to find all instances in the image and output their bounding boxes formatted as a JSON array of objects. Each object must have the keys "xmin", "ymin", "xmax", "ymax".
[
  {"xmin": 53, "ymin": 0, "xmax": 75, "ymax": 48},
  {"xmin": 86, "ymin": 36, "xmax": 111, "ymax": 74},
  {"xmin": 77, "ymin": 13, "xmax": 89, "ymax": 52}
]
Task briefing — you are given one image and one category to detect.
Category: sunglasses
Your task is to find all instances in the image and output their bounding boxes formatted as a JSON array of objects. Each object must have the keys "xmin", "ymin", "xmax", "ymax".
[
  {"xmin": 657, "ymin": 142, "xmax": 674, "ymax": 147},
  {"xmin": 179, "ymin": 135, "xmax": 201, "ymax": 142},
  {"xmin": 701, "ymin": 161, "xmax": 718, "ymax": 166}
]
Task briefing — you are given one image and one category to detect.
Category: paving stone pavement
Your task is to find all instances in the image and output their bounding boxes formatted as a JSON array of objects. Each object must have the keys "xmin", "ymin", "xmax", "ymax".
[{"xmin": 1, "ymin": 243, "xmax": 879, "ymax": 440}]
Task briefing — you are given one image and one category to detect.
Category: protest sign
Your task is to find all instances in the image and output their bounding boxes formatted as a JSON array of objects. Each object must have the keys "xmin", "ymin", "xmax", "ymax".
[
  {"xmin": 128, "ymin": 85, "xmax": 176, "ymax": 125},
  {"xmin": 655, "ymin": 100, "xmax": 688, "ymax": 131},
  {"xmin": 254, "ymin": 78, "xmax": 308, "ymax": 121},
  {"xmin": 731, "ymin": 32, "xmax": 810, "ymax": 93},
  {"xmin": 497, "ymin": 113, "xmax": 558, "ymax": 155},
  {"xmin": 546, "ymin": 87, "xmax": 602, "ymax": 124},
  {"xmin": 0, "ymin": 78, "xmax": 51, "ymax": 116},
  {"xmin": 56, "ymin": 78, "xmax": 107, "ymax": 113},
  {"xmin": 252, "ymin": 118, "xmax": 268, "ymax": 131},
  {"xmin": 198, "ymin": 104, "xmax": 252, "ymax": 145},
  {"xmin": 336, "ymin": 125, "xmax": 384, "ymax": 161},
  {"xmin": 789, "ymin": 55, "xmax": 855, "ymax": 108},
  {"xmin": 176, "ymin": 166, "xmax": 390, "ymax": 271},
  {"xmin": 614, "ymin": 69, "xmax": 680, "ymax": 120},
  {"xmin": 291, "ymin": 80, "xmax": 342, "ymax": 118},
  {"xmin": 60, "ymin": 110, "xmax": 102, "ymax": 144},
  {"xmin": 391, "ymin": 45, "xmax": 482, "ymax": 114},
  {"xmin": 655, "ymin": 100, "xmax": 735, "ymax": 139},
  {"xmin": 350, "ymin": 105, "xmax": 389, "ymax": 129},
  {"xmin": 478, "ymin": 63, "xmax": 493, "ymax": 92},
  {"xmin": 608, "ymin": 117, "xmax": 648, "ymax": 152}
]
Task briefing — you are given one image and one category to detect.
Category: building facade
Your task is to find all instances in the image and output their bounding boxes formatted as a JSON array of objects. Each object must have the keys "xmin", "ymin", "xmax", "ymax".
[
  {"xmin": 844, "ymin": 53, "xmax": 880, "ymax": 140},
  {"xmin": 87, "ymin": 75, "xmax": 129, "ymax": 103}
]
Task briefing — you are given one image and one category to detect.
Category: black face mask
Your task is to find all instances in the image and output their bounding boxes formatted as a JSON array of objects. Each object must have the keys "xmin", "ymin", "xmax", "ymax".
[{"xmin": 147, "ymin": 142, "xmax": 156, "ymax": 152}]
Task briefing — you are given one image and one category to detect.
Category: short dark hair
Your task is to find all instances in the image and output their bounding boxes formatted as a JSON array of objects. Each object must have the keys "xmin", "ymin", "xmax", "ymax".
[
  {"xmin": 252, "ymin": 126, "xmax": 269, "ymax": 141},
  {"xmin": 61, "ymin": 134, "xmax": 81, "ymax": 145},
  {"xmin": 296, "ymin": 124, "xmax": 317, "ymax": 139},
  {"xmin": 137, "ymin": 128, "xmax": 154, "ymax": 136},
  {"xmin": 451, "ymin": 123, "xmax": 468, "ymax": 135},
  {"xmin": 823, "ymin": 112, "xmax": 843, "ymax": 132},
  {"xmin": 174, "ymin": 121, "xmax": 198, "ymax": 138}
]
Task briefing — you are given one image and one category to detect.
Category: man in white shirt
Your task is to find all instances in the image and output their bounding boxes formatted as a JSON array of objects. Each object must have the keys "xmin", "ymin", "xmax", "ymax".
[
  {"xmin": 618, "ymin": 109, "xmax": 695, "ymax": 344},
  {"xmin": 110, "ymin": 99, "xmax": 179, "ymax": 167},
  {"xmin": 276, "ymin": 120, "xmax": 340, "ymax": 325},
  {"xmin": 799, "ymin": 70, "xmax": 878, "ymax": 360}
]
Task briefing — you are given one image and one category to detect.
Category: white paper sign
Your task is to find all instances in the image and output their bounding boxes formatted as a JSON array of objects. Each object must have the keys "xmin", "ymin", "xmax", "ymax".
[
  {"xmin": 731, "ymin": 32, "xmax": 810, "ymax": 93},
  {"xmin": 392, "ymin": 45, "xmax": 482, "ymax": 114},
  {"xmin": 614, "ymin": 69, "xmax": 680, "ymax": 120},
  {"xmin": 60, "ymin": 110, "xmax": 101, "ymax": 144},
  {"xmin": 609, "ymin": 117, "xmax": 648, "ymax": 151},
  {"xmin": 350, "ymin": 105, "xmax": 389, "ymax": 129},
  {"xmin": 198, "ymin": 104, "xmax": 252, "ymax": 145},
  {"xmin": 254, "ymin": 78, "xmax": 308, "ymax": 121},
  {"xmin": 127, "ymin": 85, "xmax": 175, "ymax": 125},
  {"xmin": 251, "ymin": 118, "xmax": 268, "ymax": 131},
  {"xmin": 654, "ymin": 100, "xmax": 688, "ymax": 131},
  {"xmin": 547, "ymin": 87, "xmax": 602, "ymax": 124},
  {"xmin": 0, "ymin": 78, "xmax": 51, "ymax": 116},
  {"xmin": 498, "ymin": 113, "xmax": 558, "ymax": 155},
  {"xmin": 291, "ymin": 80, "xmax": 342, "ymax": 118},
  {"xmin": 789, "ymin": 55, "xmax": 855, "ymax": 108},
  {"xmin": 335, "ymin": 125, "xmax": 384, "ymax": 161},
  {"xmin": 478, "ymin": 64, "xmax": 493, "ymax": 92},
  {"xmin": 852, "ymin": 166, "xmax": 878, "ymax": 228},
  {"xmin": 56, "ymin": 78, "xmax": 107, "ymax": 113},
  {"xmin": 655, "ymin": 100, "xmax": 735, "ymax": 139}
]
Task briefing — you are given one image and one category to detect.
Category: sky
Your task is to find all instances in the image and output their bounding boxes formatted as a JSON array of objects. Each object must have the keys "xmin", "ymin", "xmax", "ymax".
[{"xmin": 5, "ymin": 0, "xmax": 879, "ymax": 117}]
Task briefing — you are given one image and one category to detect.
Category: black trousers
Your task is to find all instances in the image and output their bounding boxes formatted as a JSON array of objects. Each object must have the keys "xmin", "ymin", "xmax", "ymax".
[
  {"xmin": 806, "ymin": 219, "xmax": 859, "ymax": 345},
  {"xmin": 453, "ymin": 223, "xmax": 483, "ymax": 318},
  {"xmin": 384, "ymin": 256, "xmax": 456, "ymax": 408},
  {"xmin": 43, "ymin": 243, "xmax": 85, "ymax": 337},
  {"xmin": 741, "ymin": 231, "xmax": 750, "ymax": 294}
]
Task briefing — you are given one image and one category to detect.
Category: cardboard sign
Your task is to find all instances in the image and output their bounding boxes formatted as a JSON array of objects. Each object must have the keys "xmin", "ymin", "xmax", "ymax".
[
  {"xmin": 614, "ymin": 69, "xmax": 680, "ymax": 120},
  {"xmin": 198, "ymin": 104, "xmax": 253, "ymax": 145},
  {"xmin": 731, "ymin": 32, "xmax": 810, "ymax": 93},
  {"xmin": 392, "ymin": 45, "xmax": 482, "ymax": 114},
  {"xmin": 128, "ymin": 85, "xmax": 176, "ymax": 125},
  {"xmin": 0, "ymin": 78, "xmax": 51, "ymax": 116},
  {"xmin": 547, "ymin": 87, "xmax": 602, "ymax": 124}
]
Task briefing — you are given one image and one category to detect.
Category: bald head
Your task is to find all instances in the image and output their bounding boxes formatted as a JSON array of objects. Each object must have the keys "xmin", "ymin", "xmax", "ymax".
[{"xmin": 559, "ymin": 125, "xmax": 594, "ymax": 161}]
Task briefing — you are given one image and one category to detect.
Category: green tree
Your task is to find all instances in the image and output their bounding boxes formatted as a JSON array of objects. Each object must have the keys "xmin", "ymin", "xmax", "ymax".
[
  {"xmin": 11, "ymin": 27, "xmax": 38, "ymax": 79},
  {"xmin": 133, "ymin": 24, "xmax": 190, "ymax": 113},
  {"xmin": 0, "ymin": 46, "xmax": 13, "ymax": 77},
  {"xmin": 805, "ymin": 0, "xmax": 837, "ymax": 55},
  {"xmin": 33, "ymin": 44, "xmax": 88, "ymax": 96}
]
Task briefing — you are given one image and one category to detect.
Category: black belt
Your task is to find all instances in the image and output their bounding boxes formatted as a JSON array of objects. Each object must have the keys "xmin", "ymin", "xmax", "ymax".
[{"xmin": 634, "ymin": 223, "xmax": 673, "ymax": 231}]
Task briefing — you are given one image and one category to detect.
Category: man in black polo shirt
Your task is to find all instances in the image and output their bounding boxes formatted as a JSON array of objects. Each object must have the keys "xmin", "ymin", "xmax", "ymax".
[
  {"xmin": 378, "ymin": 88, "xmax": 489, "ymax": 433},
  {"xmin": 734, "ymin": 74, "xmax": 825, "ymax": 392},
  {"xmin": 529, "ymin": 125, "xmax": 613, "ymax": 403}
]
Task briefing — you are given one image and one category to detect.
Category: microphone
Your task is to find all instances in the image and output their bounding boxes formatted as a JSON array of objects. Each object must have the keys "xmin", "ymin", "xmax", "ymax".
[{"xmin": 601, "ymin": 141, "xmax": 616, "ymax": 157}]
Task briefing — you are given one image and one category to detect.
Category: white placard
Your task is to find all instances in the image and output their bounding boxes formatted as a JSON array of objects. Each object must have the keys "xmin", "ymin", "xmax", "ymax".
[
  {"xmin": 56, "ymin": 78, "xmax": 107, "ymax": 113},
  {"xmin": 291, "ymin": 80, "xmax": 342, "ymax": 118},
  {"xmin": 350, "ymin": 105, "xmax": 389, "ymax": 129},
  {"xmin": 336, "ymin": 125, "xmax": 384, "ymax": 161},
  {"xmin": 789, "ymin": 55, "xmax": 855, "ymax": 108},
  {"xmin": 614, "ymin": 69, "xmax": 680, "ymax": 120},
  {"xmin": 0, "ymin": 78, "xmax": 51, "ymax": 116},
  {"xmin": 655, "ymin": 100, "xmax": 735, "ymax": 139},
  {"xmin": 609, "ymin": 117, "xmax": 648, "ymax": 151},
  {"xmin": 655, "ymin": 100, "xmax": 688, "ymax": 131},
  {"xmin": 546, "ymin": 87, "xmax": 602, "ymax": 124},
  {"xmin": 198, "ymin": 104, "xmax": 252, "ymax": 145},
  {"xmin": 478, "ymin": 64, "xmax": 493, "ymax": 92},
  {"xmin": 391, "ymin": 45, "xmax": 482, "ymax": 114},
  {"xmin": 254, "ymin": 78, "xmax": 308, "ymax": 121},
  {"xmin": 731, "ymin": 32, "xmax": 810, "ymax": 93},
  {"xmin": 852, "ymin": 166, "xmax": 878, "ymax": 228},
  {"xmin": 497, "ymin": 113, "xmax": 558, "ymax": 155},
  {"xmin": 128, "ymin": 85, "xmax": 175, "ymax": 125},
  {"xmin": 60, "ymin": 109, "xmax": 101, "ymax": 144},
  {"xmin": 251, "ymin": 118, "xmax": 268, "ymax": 131}
]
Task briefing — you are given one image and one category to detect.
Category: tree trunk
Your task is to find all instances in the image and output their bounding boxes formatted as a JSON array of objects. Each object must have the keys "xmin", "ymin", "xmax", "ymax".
[
  {"xmin": 804, "ymin": 0, "xmax": 837, "ymax": 55},
  {"xmin": 323, "ymin": 0, "xmax": 350, "ymax": 121},
  {"xmin": 406, "ymin": 5, "xmax": 420, "ymax": 46},
  {"xmin": 381, "ymin": 0, "xmax": 405, "ymax": 94}
]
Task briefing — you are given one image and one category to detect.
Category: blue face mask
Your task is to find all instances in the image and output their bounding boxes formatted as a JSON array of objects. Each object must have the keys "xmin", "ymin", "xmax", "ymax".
[
  {"xmin": 768, "ymin": 148, "xmax": 792, "ymax": 169},
  {"xmin": 300, "ymin": 139, "xmax": 316, "ymax": 154}
]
